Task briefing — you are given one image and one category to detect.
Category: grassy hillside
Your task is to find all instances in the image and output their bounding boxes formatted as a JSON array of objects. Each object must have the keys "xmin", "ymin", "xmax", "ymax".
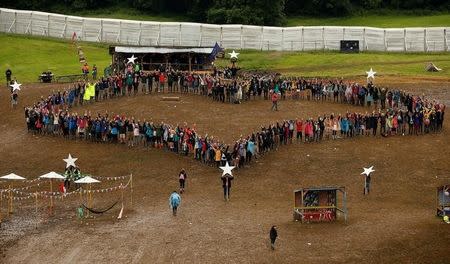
[
  {"xmin": 0, "ymin": 34, "xmax": 111, "ymax": 84},
  {"xmin": 1, "ymin": 33, "xmax": 449, "ymax": 84},
  {"xmin": 68, "ymin": 7, "xmax": 450, "ymax": 28},
  {"xmin": 215, "ymin": 50, "xmax": 450, "ymax": 78},
  {"xmin": 286, "ymin": 14, "xmax": 450, "ymax": 27}
]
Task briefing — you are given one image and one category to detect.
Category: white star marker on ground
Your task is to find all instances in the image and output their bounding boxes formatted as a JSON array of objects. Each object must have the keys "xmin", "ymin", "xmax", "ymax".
[
  {"xmin": 361, "ymin": 166, "xmax": 375, "ymax": 176},
  {"xmin": 220, "ymin": 162, "xmax": 235, "ymax": 177},
  {"xmin": 63, "ymin": 153, "xmax": 78, "ymax": 168},
  {"xmin": 366, "ymin": 68, "xmax": 376, "ymax": 79},
  {"xmin": 228, "ymin": 50, "xmax": 240, "ymax": 60},
  {"xmin": 127, "ymin": 54, "xmax": 137, "ymax": 64},
  {"xmin": 10, "ymin": 81, "xmax": 22, "ymax": 92}
]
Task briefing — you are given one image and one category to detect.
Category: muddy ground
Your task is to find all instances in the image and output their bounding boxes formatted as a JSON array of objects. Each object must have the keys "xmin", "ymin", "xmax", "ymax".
[{"xmin": 0, "ymin": 78, "xmax": 449, "ymax": 264}]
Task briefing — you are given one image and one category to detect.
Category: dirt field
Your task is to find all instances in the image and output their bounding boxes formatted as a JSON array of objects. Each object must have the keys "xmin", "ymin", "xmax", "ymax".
[{"xmin": 0, "ymin": 78, "xmax": 449, "ymax": 264}]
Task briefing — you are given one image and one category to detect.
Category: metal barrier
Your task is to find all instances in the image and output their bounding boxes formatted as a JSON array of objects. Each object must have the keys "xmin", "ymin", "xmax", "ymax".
[{"xmin": 0, "ymin": 8, "xmax": 448, "ymax": 52}]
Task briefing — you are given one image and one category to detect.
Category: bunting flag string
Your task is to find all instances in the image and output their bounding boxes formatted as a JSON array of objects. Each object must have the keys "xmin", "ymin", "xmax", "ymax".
[
  {"xmin": 0, "ymin": 182, "xmax": 43, "ymax": 192},
  {"xmin": 94, "ymin": 175, "xmax": 131, "ymax": 181},
  {"xmin": 0, "ymin": 184, "xmax": 130, "ymax": 201}
]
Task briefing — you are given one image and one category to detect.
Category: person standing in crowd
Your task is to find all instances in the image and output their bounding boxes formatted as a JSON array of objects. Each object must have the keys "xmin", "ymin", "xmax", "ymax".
[
  {"xmin": 221, "ymin": 174, "xmax": 233, "ymax": 201},
  {"xmin": 169, "ymin": 191, "xmax": 181, "ymax": 216},
  {"xmin": 270, "ymin": 225, "xmax": 278, "ymax": 250},
  {"xmin": 5, "ymin": 68, "xmax": 12, "ymax": 86},
  {"xmin": 92, "ymin": 64, "xmax": 98, "ymax": 80},
  {"xmin": 179, "ymin": 169, "xmax": 187, "ymax": 193},
  {"xmin": 81, "ymin": 63, "xmax": 89, "ymax": 80}
]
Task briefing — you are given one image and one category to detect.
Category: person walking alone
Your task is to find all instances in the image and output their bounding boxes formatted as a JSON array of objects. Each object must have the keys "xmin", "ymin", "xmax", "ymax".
[
  {"xmin": 364, "ymin": 174, "xmax": 371, "ymax": 195},
  {"xmin": 221, "ymin": 174, "xmax": 233, "ymax": 201},
  {"xmin": 169, "ymin": 191, "xmax": 181, "ymax": 216},
  {"xmin": 271, "ymin": 91, "xmax": 279, "ymax": 111},
  {"xmin": 179, "ymin": 169, "xmax": 187, "ymax": 193},
  {"xmin": 270, "ymin": 225, "xmax": 278, "ymax": 250}
]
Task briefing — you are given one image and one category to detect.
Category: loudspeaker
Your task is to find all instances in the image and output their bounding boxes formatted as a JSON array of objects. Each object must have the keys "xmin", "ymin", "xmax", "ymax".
[
  {"xmin": 340, "ymin": 40, "xmax": 359, "ymax": 53},
  {"xmin": 109, "ymin": 46, "xmax": 115, "ymax": 55}
]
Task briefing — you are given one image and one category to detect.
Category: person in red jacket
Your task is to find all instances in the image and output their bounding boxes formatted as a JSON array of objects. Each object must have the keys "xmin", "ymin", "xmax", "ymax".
[
  {"xmin": 159, "ymin": 72, "xmax": 165, "ymax": 92},
  {"xmin": 271, "ymin": 92, "xmax": 279, "ymax": 111},
  {"xmin": 296, "ymin": 119, "xmax": 303, "ymax": 142}
]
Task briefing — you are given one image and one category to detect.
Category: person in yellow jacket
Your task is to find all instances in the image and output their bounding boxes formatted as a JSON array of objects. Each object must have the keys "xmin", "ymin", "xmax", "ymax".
[
  {"xmin": 214, "ymin": 146, "xmax": 221, "ymax": 167},
  {"xmin": 444, "ymin": 215, "xmax": 450, "ymax": 224}
]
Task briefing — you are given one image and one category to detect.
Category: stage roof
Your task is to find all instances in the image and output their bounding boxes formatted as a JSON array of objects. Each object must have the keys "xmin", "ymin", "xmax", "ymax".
[{"xmin": 114, "ymin": 46, "xmax": 214, "ymax": 54}]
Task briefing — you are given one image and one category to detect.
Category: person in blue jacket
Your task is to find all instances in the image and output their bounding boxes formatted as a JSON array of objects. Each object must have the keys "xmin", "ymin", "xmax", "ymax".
[{"xmin": 169, "ymin": 191, "xmax": 181, "ymax": 216}]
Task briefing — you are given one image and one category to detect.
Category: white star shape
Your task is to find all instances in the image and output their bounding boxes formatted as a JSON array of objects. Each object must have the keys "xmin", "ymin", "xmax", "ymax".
[
  {"xmin": 361, "ymin": 166, "xmax": 375, "ymax": 176},
  {"xmin": 63, "ymin": 153, "xmax": 78, "ymax": 168},
  {"xmin": 366, "ymin": 68, "xmax": 376, "ymax": 79},
  {"xmin": 220, "ymin": 162, "xmax": 235, "ymax": 177},
  {"xmin": 228, "ymin": 50, "xmax": 240, "ymax": 60},
  {"xmin": 127, "ymin": 54, "xmax": 137, "ymax": 64},
  {"xmin": 10, "ymin": 81, "xmax": 22, "ymax": 92}
]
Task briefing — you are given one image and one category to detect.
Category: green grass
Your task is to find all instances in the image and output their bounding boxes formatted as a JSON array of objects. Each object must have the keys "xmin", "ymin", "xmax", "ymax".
[
  {"xmin": 1, "ymin": 33, "xmax": 449, "ymax": 83},
  {"xmin": 216, "ymin": 50, "xmax": 450, "ymax": 78},
  {"xmin": 286, "ymin": 14, "xmax": 450, "ymax": 27},
  {"xmin": 0, "ymin": 34, "xmax": 111, "ymax": 84}
]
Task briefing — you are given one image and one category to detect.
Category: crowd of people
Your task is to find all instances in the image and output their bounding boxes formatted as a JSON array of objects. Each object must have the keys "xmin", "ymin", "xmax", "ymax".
[{"xmin": 23, "ymin": 63, "xmax": 446, "ymax": 170}]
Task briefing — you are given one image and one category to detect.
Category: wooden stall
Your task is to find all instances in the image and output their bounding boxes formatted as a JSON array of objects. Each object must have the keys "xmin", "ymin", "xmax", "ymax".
[
  {"xmin": 436, "ymin": 185, "xmax": 450, "ymax": 217},
  {"xmin": 293, "ymin": 186, "xmax": 348, "ymax": 223},
  {"xmin": 110, "ymin": 46, "xmax": 215, "ymax": 72}
]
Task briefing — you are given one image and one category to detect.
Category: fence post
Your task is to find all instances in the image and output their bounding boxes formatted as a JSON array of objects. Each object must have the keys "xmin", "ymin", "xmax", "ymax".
[
  {"xmin": 138, "ymin": 22, "xmax": 142, "ymax": 46},
  {"xmin": 47, "ymin": 14, "xmax": 50, "ymax": 37},
  {"xmin": 64, "ymin": 16, "xmax": 67, "ymax": 39},
  {"xmin": 14, "ymin": 11, "xmax": 17, "ymax": 33},
  {"xmin": 363, "ymin": 28, "xmax": 366, "ymax": 51},
  {"xmin": 100, "ymin": 19, "xmax": 103, "ymax": 42},
  {"xmin": 28, "ymin": 11, "xmax": 32, "ymax": 35},
  {"xmin": 118, "ymin": 21, "xmax": 121, "ymax": 43},
  {"xmin": 281, "ymin": 28, "xmax": 284, "ymax": 51},
  {"xmin": 81, "ymin": 18, "xmax": 84, "ymax": 41},
  {"xmin": 240, "ymin": 25, "xmax": 243, "ymax": 49},
  {"xmin": 199, "ymin": 24, "xmax": 202, "ymax": 47},
  {"xmin": 404, "ymin": 28, "xmax": 407, "ymax": 52},
  {"xmin": 157, "ymin": 23, "xmax": 160, "ymax": 46},
  {"xmin": 322, "ymin": 27, "xmax": 325, "ymax": 50},
  {"xmin": 220, "ymin": 26, "xmax": 223, "ymax": 47},
  {"xmin": 179, "ymin": 23, "xmax": 182, "ymax": 46},
  {"xmin": 301, "ymin": 27, "xmax": 304, "ymax": 51},
  {"xmin": 424, "ymin": 28, "xmax": 427, "ymax": 52},
  {"xmin": 444, "ymin": 28, "xmax": 447, "ymax": 52},
  {"xmin": 260, "ymin": 27, "xmax": 264, "ymax": 51},
  {"xmin": 384, "ymin": 29, "xmax": 387, "ymax": 51}
]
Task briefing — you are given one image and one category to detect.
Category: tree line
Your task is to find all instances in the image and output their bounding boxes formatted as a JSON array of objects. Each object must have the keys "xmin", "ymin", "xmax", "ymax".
[{"xmin": 3, "ymin": 0, "xmax": 449, "ymax": 26}]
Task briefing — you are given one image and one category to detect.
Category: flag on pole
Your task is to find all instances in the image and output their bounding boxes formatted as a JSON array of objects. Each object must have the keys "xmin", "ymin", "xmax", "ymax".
[{"xmin": 208, "ymin": 42, "xmax": 223, "ymax": 61}]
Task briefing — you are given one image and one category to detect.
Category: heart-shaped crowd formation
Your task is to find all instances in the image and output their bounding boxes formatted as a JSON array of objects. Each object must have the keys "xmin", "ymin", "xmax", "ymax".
[{"xmin": 24, "ymin": 73, "xmax": 446, "ymax": 170}]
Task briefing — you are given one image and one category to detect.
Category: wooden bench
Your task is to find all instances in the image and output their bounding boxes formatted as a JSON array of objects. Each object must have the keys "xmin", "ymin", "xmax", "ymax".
[{"xmin": 55, "ymin": 74, "xmax": 85, "ymax": 83}]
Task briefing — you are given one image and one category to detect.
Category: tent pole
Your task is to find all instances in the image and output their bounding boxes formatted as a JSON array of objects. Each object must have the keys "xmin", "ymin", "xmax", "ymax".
[
  {"xmin": 0, "ymin": 190, "xmax": 2, "ymax": 227},
  {"xmin": 35, "ymin": 192, "xmax": 38, "ymax": 229},
  {"xmin": 8, "ymin": 184, "xmax": 12, "ymax": 215},
  {"xmin": 130, "ymin": 174, "xmax": 133, "ymax": 208},
  {"xmin": 50, "ymin": 179, "xmax": 53, "ymax": 215}
]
